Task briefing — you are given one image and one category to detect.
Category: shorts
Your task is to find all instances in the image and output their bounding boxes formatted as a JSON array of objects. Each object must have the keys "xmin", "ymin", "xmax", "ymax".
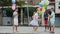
[
  {"xmin": 48, "ymin": 21, "xmax": 51, "ymax": 26},
  {"xmin": 50, "ymin": 21, "xmax": 55, "ymax": 25},
  {"xmin": 44, "ymin": 20, "xmax": 48, "ymax": 25}
]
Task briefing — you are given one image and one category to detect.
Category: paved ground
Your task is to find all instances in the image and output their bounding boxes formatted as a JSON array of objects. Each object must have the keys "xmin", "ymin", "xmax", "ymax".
[{"xmin": 0, "ymin": 26, "xmax": 60, "ymax": 34}]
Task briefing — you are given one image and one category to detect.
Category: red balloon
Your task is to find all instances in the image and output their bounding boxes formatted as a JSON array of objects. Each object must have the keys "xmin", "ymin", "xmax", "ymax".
[
  {"xmin": 40, "ymin": 7, "xmax": 42, "ymax": 11},
  {"xmin": 38, "ymin": 7, "xmax": 43, "ymax": 11}
]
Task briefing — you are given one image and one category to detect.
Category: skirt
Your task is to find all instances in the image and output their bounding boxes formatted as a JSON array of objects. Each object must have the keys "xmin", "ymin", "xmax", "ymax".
[
  {"xmin": 30, "ymin": 19, "xmax": 39, "ymax": 26},
  {"xmin": 14, "ymin": 18, "xmax": 18, "ymax": 25}
]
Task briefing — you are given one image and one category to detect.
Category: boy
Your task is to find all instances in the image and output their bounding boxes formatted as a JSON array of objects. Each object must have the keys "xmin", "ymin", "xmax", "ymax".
[{"xmin": 50, "ymin": 8, "xmax": 55, "ymax": 33}]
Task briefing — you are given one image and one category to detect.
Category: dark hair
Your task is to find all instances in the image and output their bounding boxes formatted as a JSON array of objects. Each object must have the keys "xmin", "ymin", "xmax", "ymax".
[
  {"xmin": 34, "ymin": 11, "xmax": 37, "ymax": 13},
  {"xmin": 15, "ymin": 8, "xmax": 18, "ymax": 10},
  {"xmin": 45, "ymin": 9, "xmax": 51, "ymax": 15},
  {"xmin": 45, "ymin": 10, "xmax": 48, "ymax": 14},
  {"xmin": 51, "ymin": 8, "xmax": 54, "ymax": 11},
  {"xmin": 34, "ymin": 9, "xmax": 37, "ymax": 12},
  {"xmin": 51, "ymin": 8, "xmax": 54, "ymax": 9},
  {"xmin": 48, "ymin": 10, "xmax": 51, "ymax": 15}
]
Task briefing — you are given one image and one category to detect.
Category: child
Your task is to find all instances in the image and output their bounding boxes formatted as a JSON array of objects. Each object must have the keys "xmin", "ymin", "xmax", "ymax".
[
  {"xmin": 44, "ymin": 10, "xmax": 48, "ymax": 31},
  {"xmin": 48, "ymin": 10, "xmax": 51, "ymax": 32},
  {"xmin": 30, "ymin": 10, "xmax": 39, "ymax": 31},
  {"xmin": 13, "ymin": 8, "xmax": 18, "ymax": 32},
  {"xmin": 50, "ymin": 8, "xmax": 55, "ymax": 33}
]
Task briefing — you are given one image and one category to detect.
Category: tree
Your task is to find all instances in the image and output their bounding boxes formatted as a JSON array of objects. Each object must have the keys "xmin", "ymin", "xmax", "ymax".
[
  {"xmin": 0, "ymin": 0, "xmax": 11, "ymax": 6},
  {"xmin": 16, "ymin": 1, "xmax": 25, "ymax": 25}
]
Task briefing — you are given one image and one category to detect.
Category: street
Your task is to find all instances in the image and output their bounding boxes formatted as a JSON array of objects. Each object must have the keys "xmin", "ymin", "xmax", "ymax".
[{"xmin": 0, "ymin": 26, "xmax": 60, "ymax": 34}]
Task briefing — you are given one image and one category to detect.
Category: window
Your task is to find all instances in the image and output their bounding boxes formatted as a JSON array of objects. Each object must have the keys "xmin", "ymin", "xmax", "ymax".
[
  {"xmin": 59, "ymin": 2, "xmax": 60, "ymax": 5},
  {"xmin": 2, "ymin": 8, "xmax": 13, "ymax": 17},
  {"xmin": 49, "ymin": 0, "xmax": 55, "ymax": 2},
  {"xmin": 58, "ymin": 6, "xmax": 60, "ymax": 9}
]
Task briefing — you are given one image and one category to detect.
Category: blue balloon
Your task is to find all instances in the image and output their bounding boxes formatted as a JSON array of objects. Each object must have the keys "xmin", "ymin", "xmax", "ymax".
[
  {"xmin": 39, "ymin": 2, "xmax": 43, "ymax": 7},
  {"xmin": 12, "ymin": 0, "xmax": 16, "ymax": 4}
]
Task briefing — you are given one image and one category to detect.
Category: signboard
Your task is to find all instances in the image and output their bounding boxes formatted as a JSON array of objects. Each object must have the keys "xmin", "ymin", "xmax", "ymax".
[{"xmin": 47, "ymin": 5, "xmax": 54, "ymax": 9}]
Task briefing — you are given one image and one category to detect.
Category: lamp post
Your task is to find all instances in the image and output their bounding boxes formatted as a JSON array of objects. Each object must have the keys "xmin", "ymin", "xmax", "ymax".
[
  {"xmin": 0, "ymin": 1, "xmax": 3, "ymax": 26},
  {"xmin": 25, "ymin": 0, "xmax": 30, "ymax": 25},
  {"xmin": 20, "ymin": 7, "xmax": 23, "ymax": 25}
]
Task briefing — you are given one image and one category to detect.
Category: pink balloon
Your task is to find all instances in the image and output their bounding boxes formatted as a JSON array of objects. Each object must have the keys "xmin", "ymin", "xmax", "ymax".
[
  {"xmin": 38, "ymin": 7, "xmax": 43, "ymax": 11},
  {"xmin": 12, "ymin": 4, "xmax": 16, "ymax": 10}
]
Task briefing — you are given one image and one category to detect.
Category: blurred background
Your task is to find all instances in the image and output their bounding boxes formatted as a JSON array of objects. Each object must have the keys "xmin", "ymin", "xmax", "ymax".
[{"xmin": 0, "ymin": 0, "xmax": 60, "ymax": 27}]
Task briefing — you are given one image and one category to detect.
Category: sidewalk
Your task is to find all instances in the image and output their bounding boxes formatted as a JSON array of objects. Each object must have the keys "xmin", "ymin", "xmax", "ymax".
[{"xmin": 0, "ymin": 26, "xmax": 60, "ymax": 34}]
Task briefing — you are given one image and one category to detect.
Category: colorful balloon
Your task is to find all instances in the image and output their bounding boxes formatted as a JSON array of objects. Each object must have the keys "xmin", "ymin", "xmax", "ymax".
[
  {"xmin": 12, "ymin": 4, "xmax": 16, "ymax": 10},
  {"xmin": 38, "ymin": 0, "xmax": 49, "ymax": 15},
  {"xmin": 38, "ymin": 7, "xmax": 43, "ymax": 11},
  {"xmin": 43, "ymin": 0, "xmax": 49, "ymax": 5},
  {"xmin": 12, "ymin": 0, "xmax": 16, "ymax": 4},
  {"xmin": 39, "ymin": 1, "xmax": 44, "ymax": 7},
  {"xmin": 42, "ymin": 7, "xmax": 45, "ymax": 12},
  {"xmin": 43, "ymin": 2, "xmax": 47, "ymax": 9},
  {"xmin": 39, "ymin": 3, "xmax": 43, "ymax": 7},
  {"xmin": 46, "ymin": 1, "xmax": 49, "ymax": 5},
  {"xmin": 38, "ymin": 11, "xmax": 43, "ymax": 15}
]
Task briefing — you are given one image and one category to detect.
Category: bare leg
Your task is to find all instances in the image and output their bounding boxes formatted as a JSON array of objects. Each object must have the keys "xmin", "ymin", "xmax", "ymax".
[
  {"xmin": 52, "ymin": 25, "xmax": 54, "ymax": 33},
  {"xmin": 34, "ymin": 26, "xmax": 38, "ymax": 31},
  {"xmin": 45, "ymin": 25, "xmax": 46, "ymax": 31},
  {"xmin": 50, "ymin": 26, "xmax": 51, "ymax": 32},
  {"xmin": 16, "ymin": 26, "xmax": 18, "ymax": 32},
  {"xmin": 35, "ymin": 26, "xmax": 38, "ymax": 31},
  {"xmin": 33, "ymin": 26, "xmax": 36, "ymax": 31},
  {"xmin": 50, "ymin": 25, "xmax": 53, "ymax": 33},
  {"xmin": 45, "ymin": 25, "xmax": 47, "ymax": 31},
  {"xmin": 13, "ymin": 25, "xmax": 14, "ymax": 32}
]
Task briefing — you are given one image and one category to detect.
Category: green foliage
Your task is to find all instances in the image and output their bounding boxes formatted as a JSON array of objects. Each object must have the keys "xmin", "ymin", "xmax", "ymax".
[
  {"xmin": 16, "ymin": 1, "xmax": 25, "ymax": 6},
  {"xmin": 24, "ymin": 7, "xmax": 36, "ymax": 17},
  {"xmin": 5, "ymin": 8, "xmax": 13, "ymax": 17},
  {"xmin": 0, "ymin": 0, "xmax": 25, "ymax": 6},
  {"xmin": 0, "ymin": 0, "xmax": 12, "ymax": 6}
]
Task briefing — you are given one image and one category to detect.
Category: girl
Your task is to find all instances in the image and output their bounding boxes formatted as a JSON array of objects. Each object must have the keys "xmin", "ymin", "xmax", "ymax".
[
  {"xmin": 13, "ymin": 8, "xmax": 18, "ymax": 32},
  {"xmin": 30, "ymin": 10, "xmax": 39, "ymax": 31},
  {"xmin": 44, "ymin": 10, "xmax": 48, "ymax": 31}
]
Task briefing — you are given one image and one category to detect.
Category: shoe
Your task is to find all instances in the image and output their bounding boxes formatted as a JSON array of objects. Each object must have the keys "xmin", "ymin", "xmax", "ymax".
[{"xmin": 50, "ymin": 31, "xmax": 54, "ymax": 33}]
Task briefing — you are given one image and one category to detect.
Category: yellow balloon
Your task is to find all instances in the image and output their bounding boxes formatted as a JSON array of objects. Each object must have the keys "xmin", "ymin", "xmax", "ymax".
[{"xmin": 42, "ymin": 7, "xmax": 45, "ymax": 12}]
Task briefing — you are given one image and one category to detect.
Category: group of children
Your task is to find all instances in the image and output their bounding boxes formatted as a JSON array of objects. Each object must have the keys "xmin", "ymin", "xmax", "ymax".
[
  {"xmin": 30, "ymin": 8, "xmax": 55, "ymax": 33},
  {"xmin": 13, "ymin": 8, "xmax": 55, "ymax": 33},
  {"xmin": 44, "ymin": 8, "xmax": 55, "ymax": 33}
]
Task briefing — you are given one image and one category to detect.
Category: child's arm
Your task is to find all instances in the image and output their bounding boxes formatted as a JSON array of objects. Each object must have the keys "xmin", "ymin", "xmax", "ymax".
[
  {"xmin": 48, "ymin": 14, "xmax": 50, "ymax": 21},
  {"xmin": 13, "ymin": 12, "xmax": 18, "ymax": 17},
  {"xmin": 48, "ymin": 16, "xmax": 49, "ymax": 21}
]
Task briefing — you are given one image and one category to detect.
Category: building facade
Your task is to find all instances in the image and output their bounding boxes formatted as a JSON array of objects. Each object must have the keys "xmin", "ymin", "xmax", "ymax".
[{"xmin": 0, "ymin": 0, "xmax": 60, "ymax": 26}]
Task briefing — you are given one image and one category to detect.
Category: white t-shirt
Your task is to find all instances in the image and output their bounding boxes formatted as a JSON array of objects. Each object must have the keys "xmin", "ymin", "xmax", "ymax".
[{"xmin": 50, "ymin": 12, "xmax": 55, "ymax": 22}]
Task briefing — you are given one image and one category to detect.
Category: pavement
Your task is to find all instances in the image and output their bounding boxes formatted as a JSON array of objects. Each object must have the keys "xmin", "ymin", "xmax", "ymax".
[{"xmin": 0, "ymin": 26, "xmax": 60, "ymax": 34}]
